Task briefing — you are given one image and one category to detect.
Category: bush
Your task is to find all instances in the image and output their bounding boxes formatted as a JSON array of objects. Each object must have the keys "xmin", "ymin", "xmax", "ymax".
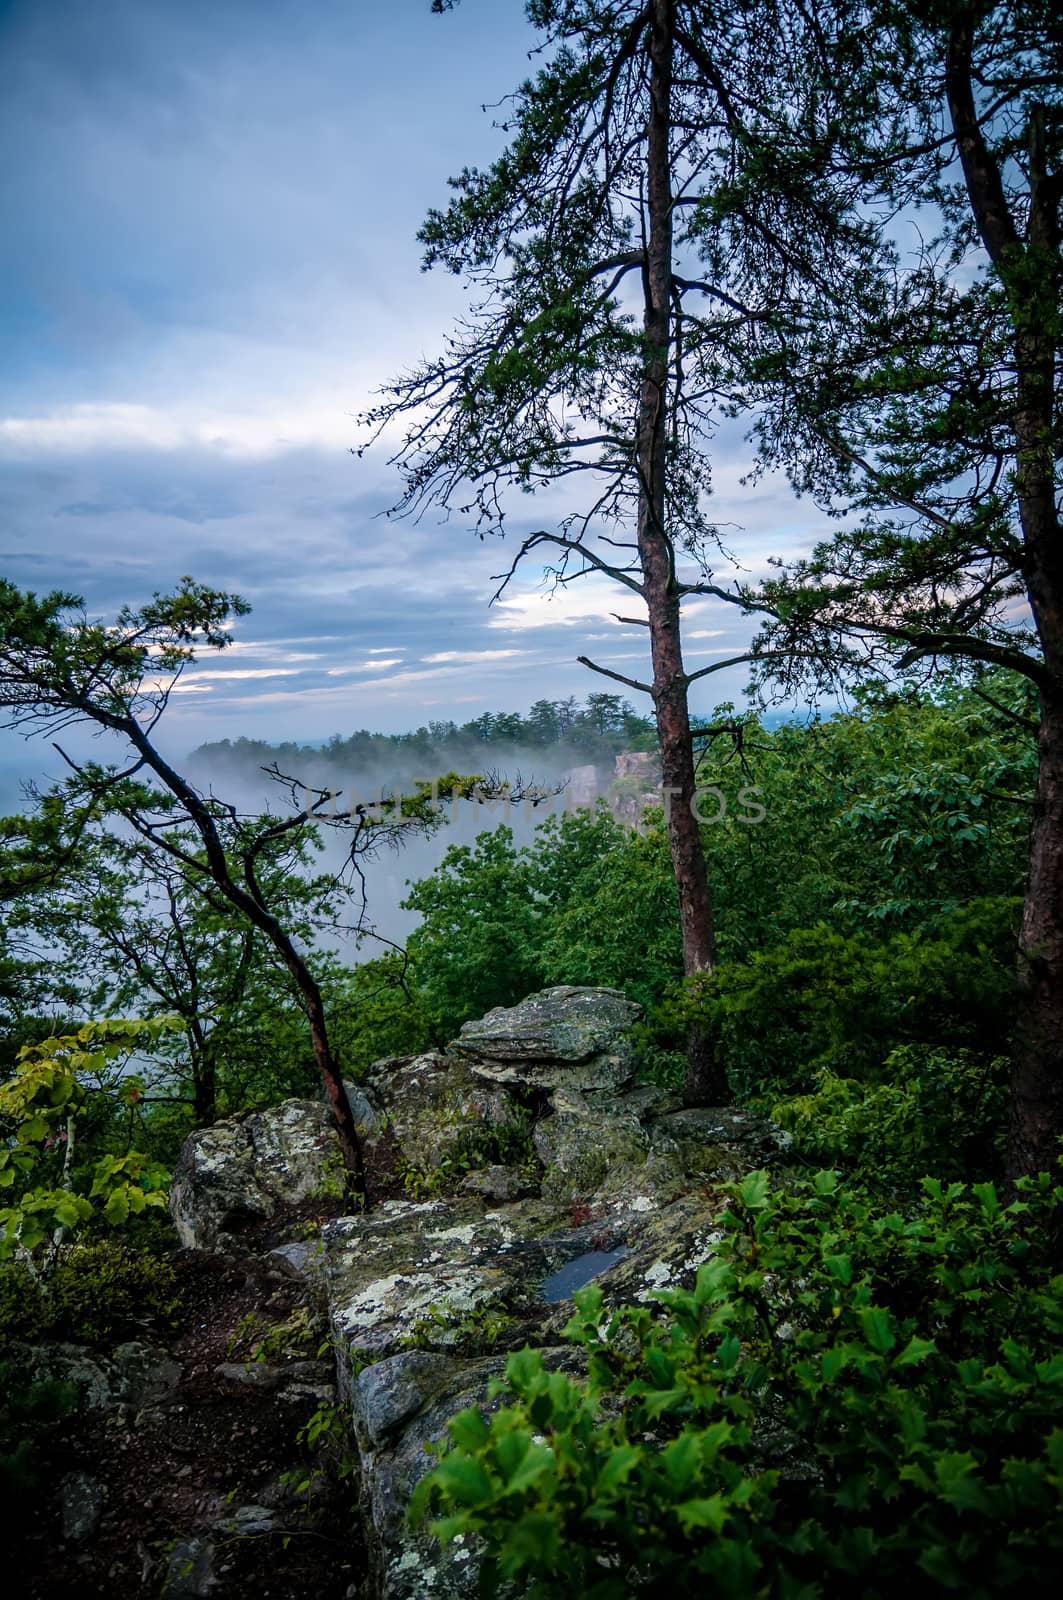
[
  {"xmin": 327, "ymin": 953, "xmax": 436, "ymax": 1076},
  {"xmin": 676, "ymin": 899, "xmax": 1020, "ymax": 1099},
  {"xmin": 773, "ymin": 1045, "xmax": 1009, "ymax": 1186},
  {"xmin": 413, "ymin": 1165, "xmax": 1063, "ymax": 1598},
  {"xmin": 0, "ymin": 1241, "xmax": 181, "ymax": 1345}
]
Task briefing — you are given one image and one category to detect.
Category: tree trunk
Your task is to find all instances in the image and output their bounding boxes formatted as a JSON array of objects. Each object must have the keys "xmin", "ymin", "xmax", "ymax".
[
  {"xmin": 1011, "ymin": 688, "xmax": 1063, "ymax": 1177},
  {"xmin": 120, "ymin": 720, "xmax": 368, "ymax": 1198},
  {"xmin": 640, "ymin": 0, "xmax": 728, "ymax": 1104},
  {"xmin": 947, "ymin": 26, "xmax": 1063, "ymax": 1176},
  {"xmin": 275, "ymin": 940, "xmax": 368, "ymax": 1200},
  {"xmin": 192, "ymin": 1054, "xmax": 216, "ymax": 1126}
]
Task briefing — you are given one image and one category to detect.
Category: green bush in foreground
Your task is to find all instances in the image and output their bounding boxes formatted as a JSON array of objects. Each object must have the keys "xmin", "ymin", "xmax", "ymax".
[{"xmin": 413, "ymin": 1167, "xmax": 1063, "ymax": 1598}]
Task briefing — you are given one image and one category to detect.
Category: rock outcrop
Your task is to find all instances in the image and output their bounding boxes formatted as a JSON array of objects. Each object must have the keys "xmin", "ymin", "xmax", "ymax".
[
  {"xmin": 454, "ymin": 983, "xmax": 642, "ymax": 1092},
  {"xmin": 608, "ymin": 749, "xmax": 664, "ymax": 826},
  {"xmin": 169, "ymin": 1097, "xmax": 344, "ymax": 1251},
  {"xmin": 169, "ymin": 984, "xmax": 786, "ymax": 1599}
]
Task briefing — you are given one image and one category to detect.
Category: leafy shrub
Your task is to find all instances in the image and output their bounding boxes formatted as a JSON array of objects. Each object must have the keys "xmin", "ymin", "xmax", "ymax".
[
  {"xmin": 0, "ymin": 1241, "xmax": 180, "ymax": 1344},
  {"xmin": 773, "ymin": 1045, "xmax": 1009, "ymax": 1185},
  {"xmin": 413, "ymin": 1166, "xmax": 1063, "ymax": 1598},
  {"xmin": 403, "ymin": 810, "xmax": 679, "ymax": 1035},
  {"xmin": 675, "ymin": 899, "xmax": 1020, "ymax": 1099},
  {"xmin": 0, "ymin": 1020, "xmax": 175, "ymax": 1264},
  {"xmin": 326, "ymin": 953, "xmax": 436, "ymax": 1075},
  {"xmin": 403, "ymin": 827, "xmax": 543, "ymax": 1036}
]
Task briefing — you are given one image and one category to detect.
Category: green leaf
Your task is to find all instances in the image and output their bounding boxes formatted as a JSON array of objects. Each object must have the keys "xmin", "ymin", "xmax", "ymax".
[
  {"xmin": 500, "ymin": 1511, "xmax": 561, "ymax": 1573},
  {"xmin": 52, "ymin": 1195, "xmax": 83, "ymax": 1229},
  {"xmin": 716, "ymin": 1334, "xmax": 741, "ymax": 1373},
  {"xmin": 675, "ymin": 1494, "xmax": 729, "ymax": 1534},
  {"xmin": 505, "ymin": 1346, "xmax": 545, "ymax": 1392},
  {"xmin": 858, "ymin": 1306, "xmax": 895, "ymax": 1355},
  {"xmin": 933, "ymin": 1452, "xmax": 991, "ymax": 1514},
  {"xmin": 738, "ymin": 1171, "xmax": 770, "ymax": 1209},
  {"xmin": 447, "ymin": 1406, "xmax": 490, "ymax": 1453},
  {"xmin": 824, "ymin": 1253, "xmax": 853, "ymax": 1286},
  {"xmin": 662, "ymin": 1431, "xmax": 701, "ymax": 1491},
  {"xmin": 429, "ymin": 1453, "xmax": 494, "ymax": 1508},
  {"xmin": 103, "ymin": 1188, "xmax": 130, "ymax": 1225},
  {"xmin": 893, "ymin": 1335, "xmax": 936, "ymax": 1369},
  {"xmin": 596, "ymin": 1445, "xmax": 639, "ymax": 1498}
]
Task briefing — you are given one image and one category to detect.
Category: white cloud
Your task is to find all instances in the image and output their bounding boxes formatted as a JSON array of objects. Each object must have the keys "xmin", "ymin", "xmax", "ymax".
[
  {"xmin": 421, "ymin": 648, "xmax": 524, "ymax": 664},
  {"xmin": 487, "ymin": 581, "xmax": 648, "ymax": 632},
  {"xmin": 0, "ymin": 399, "xmax": 365, "ymax": 458},
  {"xmin": 326, "ymin": 658, "xmax": 404, "ymax": 675},
  {"xmin": 183, "ymin": 666, "xmax": 305, "ymax": 682}
]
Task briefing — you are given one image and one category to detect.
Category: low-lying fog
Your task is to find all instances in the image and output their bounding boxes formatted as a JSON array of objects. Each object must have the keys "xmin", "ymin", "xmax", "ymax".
[{"xmin": 184, "ymin": 740, "xmax": 617, "ymax": 958}]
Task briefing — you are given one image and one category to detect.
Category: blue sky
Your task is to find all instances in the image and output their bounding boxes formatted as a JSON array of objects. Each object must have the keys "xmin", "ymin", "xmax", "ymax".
[{"xmin": 0, "ymin": 0, "xmax": 822, "ymax": 757}]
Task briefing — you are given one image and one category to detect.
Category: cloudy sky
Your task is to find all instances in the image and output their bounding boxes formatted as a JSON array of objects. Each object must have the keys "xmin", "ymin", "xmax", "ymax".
[{"xmin": 0, "ymin": 0, "xmax": 822, "ymax": 765}]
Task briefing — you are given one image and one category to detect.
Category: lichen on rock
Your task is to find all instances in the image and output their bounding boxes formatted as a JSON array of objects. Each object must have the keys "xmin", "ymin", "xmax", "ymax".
[
  {"xmin": 169, "ymin": 1097, "xmax": 344, "ymax": 1252},
  {"xmin": 164, "ymin": 983, "xmax": 789, "ymax": 1599}
]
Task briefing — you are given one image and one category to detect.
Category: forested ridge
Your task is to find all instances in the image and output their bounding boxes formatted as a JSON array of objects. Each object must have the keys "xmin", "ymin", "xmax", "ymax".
[{"xmin": 1, "ymin": 0, "xmax": 1061, "ymax": 1593}]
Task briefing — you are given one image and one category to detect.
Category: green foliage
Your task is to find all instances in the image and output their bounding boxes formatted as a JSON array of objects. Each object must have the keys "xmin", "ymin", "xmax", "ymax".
[
  {"xmin": 414, "ymin": 1165, "xmax": 1063, "ymax": 1598},
  {"xmin": 403, "ymin": 827, "xmax": 544, "ymax": 1037},
  {"xmin": 698, "ymin": 681, "xmax": 1034, "ymax": 958},
  {"xmin": 0, "ymin": 1242, "xmax": 180, "ymax": 1344},
  {"xmin": 404, "ymin": 808, "xmax": 677, "ymax": 1036},
  {"xmin": 0, "ymin": 1019, "xmax": 176, "ymax": 1263},
  {"xmin": 280, "ymin": 1397, "xmax": 360, "ymax": 1508},
  {"xmin": 677, "ymin": 898, "xmax": 1020, "ymax": 1100},
  {"xmin": 402, "ymin": 680, "xmax": 1032, "ymax": 1052},
  {"xmin": 227, "ymin": 1304, "xmax": 318, "ymax": 1365},
  {"xmin": 327, "ymin": 953, "xmax": 435, "ymax": 1076},
  {"xmin": 402, "ymin": 1298, "xmax": 520, "ymax": 1356},
  {"xmin": 535, "ymin": 817, "xmax": 681, "ymax": 1008},
  {"xmin": 773, "ymin": 1045, "xmax": 1009, "ymax": 1186}
]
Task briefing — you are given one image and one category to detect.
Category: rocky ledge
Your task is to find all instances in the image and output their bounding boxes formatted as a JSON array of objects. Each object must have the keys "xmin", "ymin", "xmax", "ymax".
[{"xmin": 171, "ymin": 985, "xmax": 787, "ymax": 1598}]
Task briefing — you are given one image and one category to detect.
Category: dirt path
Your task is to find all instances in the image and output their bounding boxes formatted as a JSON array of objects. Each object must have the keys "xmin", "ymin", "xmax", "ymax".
[{"xmin": 11, "ymin": 1226, "xmax": 367, "ymax": 1599}]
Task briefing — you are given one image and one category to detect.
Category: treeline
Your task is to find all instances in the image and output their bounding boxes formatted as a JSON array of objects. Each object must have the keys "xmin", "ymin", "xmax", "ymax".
[{"xmin": 190, "ymin": 692, "xmax": 656, "ymax": 779}]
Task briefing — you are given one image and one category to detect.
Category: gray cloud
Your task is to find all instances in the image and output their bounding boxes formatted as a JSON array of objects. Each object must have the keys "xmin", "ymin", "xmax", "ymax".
[{"xmin": 0, "ymin": 0, "xmax": 824, "ymax": 782}]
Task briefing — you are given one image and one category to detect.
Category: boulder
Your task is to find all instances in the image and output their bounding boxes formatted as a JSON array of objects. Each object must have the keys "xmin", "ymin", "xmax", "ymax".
[
  {"xmin": 362, "ymin": 1052, "xmax": 523, "ymax": 1174},
  {"xmin": 460, "ymin": 1164, "xmax": 539, "ymax": 1203},
  {"xmin": 454, "ymin": 985, "xmax": 642, "ymax": 1093},
  {"xmin": 18, "ymin": 1340, "xmax": 181, "ymax": 1413},
  {"xmin": 534, "ymin": 1085, "xmax": 649, "ymax": 1208},
  {"xmin": 60, "ymin": 1470, "xmax": 105, "ymax": 1542},
  {"xmin": 169, "ymin": 1098, "xmax": 345, "ymax": 1251}
]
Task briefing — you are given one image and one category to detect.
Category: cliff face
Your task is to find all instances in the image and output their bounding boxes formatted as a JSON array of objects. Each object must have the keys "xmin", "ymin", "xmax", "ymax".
[
  {"xmin": 559, "ymin": 750, "xmax": 664, "ymax": 826},
  {"xmin": 608, "ymin": 750, "xmax": 664, "ymax": 825}
]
